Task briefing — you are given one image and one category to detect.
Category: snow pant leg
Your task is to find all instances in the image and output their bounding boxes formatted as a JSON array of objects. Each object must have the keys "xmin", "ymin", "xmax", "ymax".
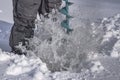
[{"xmin": 9, "ymin": 0, "xmax": 42, "ymax": 52}]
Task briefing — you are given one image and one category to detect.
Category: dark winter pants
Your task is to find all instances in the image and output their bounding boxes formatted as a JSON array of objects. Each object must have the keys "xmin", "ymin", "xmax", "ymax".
[
  {"xmin": 9, "ymin": 0, "xmax": 61, "ymax": 54},
  {"xmin": 9, "ymin": 0, "xmax": 47, "ymax": 54}
]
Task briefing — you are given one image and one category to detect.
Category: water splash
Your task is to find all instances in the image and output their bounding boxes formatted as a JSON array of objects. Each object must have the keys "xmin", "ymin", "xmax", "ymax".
[
  {"xmin": 29, "ymin": 9, "xmax": 102, "ymax": 72},
  {"xmin": 28, "ymin": 1, "xmax": 120, "ymax": 73}
]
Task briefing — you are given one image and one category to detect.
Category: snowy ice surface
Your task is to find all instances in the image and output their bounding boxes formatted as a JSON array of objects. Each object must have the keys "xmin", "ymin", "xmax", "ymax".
[
  {"xmin": 0, "ymin": 29, "xmax": 2, "ymax": 33},
  {"xmin": 0, "ymin": 0, "xmax": 120, "ymax": 80},
  {"xmin": 0, "ymin": 48, "xmax": 106, "ymax": 80},
  {"xmin": 0, "ymin": 49, "xmax": 50, "ymax": 80},
  {"xmin": 0, "ymin": 10, "xmax": 2, "ymax": 13}
]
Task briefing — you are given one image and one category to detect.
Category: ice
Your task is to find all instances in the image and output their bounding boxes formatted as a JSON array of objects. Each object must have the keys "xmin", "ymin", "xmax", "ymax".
[
  {"xmin": 0, "ymin": 10, "xmax": 2, "ymax": 13},
  {"xmin": 0, "ymin": 20, "xmax": 12, "ymax": 51}
]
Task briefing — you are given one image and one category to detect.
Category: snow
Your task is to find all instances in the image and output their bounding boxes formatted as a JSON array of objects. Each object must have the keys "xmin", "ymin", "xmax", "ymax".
[
  {"xmin": 0, "ymin": 46, "xmax": 105, "ymax": 80},
  {"xmin": 97, "ymin": 14, "xmax": 120, "ymax": 57},
  {"xmin": 90, "ymin": 61, "xmax": 104, "ymax": 73},
  {"xmin": 101, "ymin": 14, "xmax": 120, "ymax": 43},
  {"xmin": 0, "ymin": 49, "xmax": 50, "ymax": 80},
  {"xmin": 4, "ymin": 53, "xmax": 49, "ymax": 76},
  {"xmin": 111, "ymin": 40, "xmax": 120, "ymax": 57},
  {"xmin": 0, "ymin": 49, "xmax": 10, "ymax": 61}
]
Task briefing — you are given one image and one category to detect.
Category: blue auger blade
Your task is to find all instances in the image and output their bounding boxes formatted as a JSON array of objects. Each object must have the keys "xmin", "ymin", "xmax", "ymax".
[
  {"xmin": 63, "ymin": 0, "xmax": 68, "ymax": 2},
  {"xmin": 67, "ymin": 28, "xmax": 73, "ymax": 34},
  {"xmin": 59, "ymin": 7, "xmax": 68, "ymax": 15},
  {"xmin": 66, "ymin": 15, "xmax": 73, "ymax": 19},
  {"xmin": 60, "ymin": 0, "xmax": 74, "ymax": 34},
  {"xmin": 61, "ymin": 20, "xmax": 69, "ymax": 29},
  {"xmin": 67, "ymin": 2, "xmax": 74, "ymax": 6},
  {"xmin": 63, "ymin": 0, "xmax": 73, "ymax": 6},
  {"xmin": 61, "ymin": 20, "xmax": 73, "ymax": 34}
]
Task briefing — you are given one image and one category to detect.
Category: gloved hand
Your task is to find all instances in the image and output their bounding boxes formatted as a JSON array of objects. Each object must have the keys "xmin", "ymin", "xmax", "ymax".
[{"xmin": 47, "ymin": 0, "xmax": 62, "ymax": 11}]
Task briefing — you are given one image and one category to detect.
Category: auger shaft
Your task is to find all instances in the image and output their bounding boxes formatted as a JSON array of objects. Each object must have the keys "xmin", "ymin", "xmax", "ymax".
[{"xmin": 59, "ymin": 0, "xmax": 73, "ymax": 34}]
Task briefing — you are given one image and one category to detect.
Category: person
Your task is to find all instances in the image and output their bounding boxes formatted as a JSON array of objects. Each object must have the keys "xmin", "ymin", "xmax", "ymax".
[{"xmin": 9, "ymin": 0, "xmax": 62, "ymax": 55}]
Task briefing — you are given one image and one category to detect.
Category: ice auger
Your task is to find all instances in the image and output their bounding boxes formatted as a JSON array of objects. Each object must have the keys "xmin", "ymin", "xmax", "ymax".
[{"xmin": 59, "ymin": 0, "xmax": 73, "ymax": 34}]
